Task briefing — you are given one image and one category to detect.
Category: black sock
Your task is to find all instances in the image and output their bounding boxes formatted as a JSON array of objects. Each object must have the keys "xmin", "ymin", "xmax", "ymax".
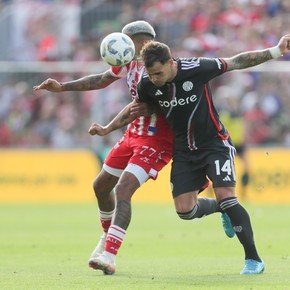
[
  {"xmin": 198, "ymin": 197, "xmax": 220, "ymax": 215},
  {"xmin": 219, "ymin": 197, "xmax": 261, "ymax": 262},
  {"xmin": 177, "ymin": 198, "xmax": 219, "ymax": 220}
]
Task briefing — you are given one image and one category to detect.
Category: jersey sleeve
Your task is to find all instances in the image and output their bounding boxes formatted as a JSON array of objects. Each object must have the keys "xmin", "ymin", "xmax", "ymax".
[{"xmin": 197, "ymin": 57, "xmax": 228, "ymax": 83}]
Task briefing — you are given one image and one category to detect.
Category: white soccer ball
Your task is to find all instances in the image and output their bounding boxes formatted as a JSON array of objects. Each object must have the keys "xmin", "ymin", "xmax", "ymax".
[{"xmin": 100, "ymin": 32, "xmax": 135, "ymax": 66}]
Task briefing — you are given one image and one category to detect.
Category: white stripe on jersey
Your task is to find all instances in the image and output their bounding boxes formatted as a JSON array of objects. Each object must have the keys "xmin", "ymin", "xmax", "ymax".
[
  {"xmin": 180, "ymin": 58, "xmax": 201, "ymax": 70},
  {"xmin": 223, "ymin": 140, "xmax": 237, "ymax": 181},
  {"xmin": 148, "ymin": 113, "xmax": 157, "ymax": 136},
  {"xmin": 187, "ymin": 97, "xmax": 201, "ymax": 150},
  {"xmin": 137, "ymin": 116, "xmax": 145, "ymax": 135}
]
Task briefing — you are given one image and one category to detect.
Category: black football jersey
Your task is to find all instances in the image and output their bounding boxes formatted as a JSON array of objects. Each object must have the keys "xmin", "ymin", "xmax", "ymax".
[{"xmin": 137, "ymin": 57, "xmax": 230, "ymax": 152}]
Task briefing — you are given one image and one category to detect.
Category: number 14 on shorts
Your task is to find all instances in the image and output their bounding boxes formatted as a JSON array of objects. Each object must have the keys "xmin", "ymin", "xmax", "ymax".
[{"xmin": 214, "ymin": 159, "xmax": 232, "ymax": 175}]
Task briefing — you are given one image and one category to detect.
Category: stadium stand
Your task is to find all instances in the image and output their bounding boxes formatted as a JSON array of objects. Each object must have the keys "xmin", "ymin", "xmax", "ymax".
[{"xmin": 1, "ymin": 0, "xmax": 290, "ymax": 158}]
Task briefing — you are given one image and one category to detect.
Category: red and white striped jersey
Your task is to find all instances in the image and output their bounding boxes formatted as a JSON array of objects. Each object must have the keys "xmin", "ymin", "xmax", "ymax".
[{"xmin": 110, "ymin": 60, "xmax": 172, "ymax": 141}]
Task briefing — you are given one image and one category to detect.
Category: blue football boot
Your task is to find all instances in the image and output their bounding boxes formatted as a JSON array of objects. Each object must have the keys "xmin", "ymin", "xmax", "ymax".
[{"xmin": 221, "ymin": 213, "xmax": 235, "ymax": 238}]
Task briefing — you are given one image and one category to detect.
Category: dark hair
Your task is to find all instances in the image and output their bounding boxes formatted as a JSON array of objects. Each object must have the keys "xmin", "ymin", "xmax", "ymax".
[
  {"xmin": 140, "ymin": 41, "xmax": 172, "ymax": 68},
  {"xmin": 132, "ymin": 33, "xmax": 154, "ymax": 41}
]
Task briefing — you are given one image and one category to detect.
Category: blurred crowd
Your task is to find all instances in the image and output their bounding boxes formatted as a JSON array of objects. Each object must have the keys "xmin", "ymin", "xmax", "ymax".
[{"xmin": 1, "ymin": 0, "xmax": 290, "ymax": 157}]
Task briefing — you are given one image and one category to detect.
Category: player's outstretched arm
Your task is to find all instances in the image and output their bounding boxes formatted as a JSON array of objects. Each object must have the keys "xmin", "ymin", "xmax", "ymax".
[
  {"xmin": 88, "ymin": 101, "xmax": 152, "ymax": 136},
  {"xmin": 33, "ymin": 70, "xmax": 119, "ymax": 92},
  {"xmin": 225, "ymin": 34, "xmax": 290, "ymax": 71}
]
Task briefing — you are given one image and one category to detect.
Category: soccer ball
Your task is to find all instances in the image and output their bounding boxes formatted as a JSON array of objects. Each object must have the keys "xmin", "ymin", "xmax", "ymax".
[{"xmin": 100, "ymin": 32, "xmax": 135, "ymax": 66}]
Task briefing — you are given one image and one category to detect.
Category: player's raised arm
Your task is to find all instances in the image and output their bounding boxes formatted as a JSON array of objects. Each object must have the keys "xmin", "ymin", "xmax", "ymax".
[
  {"xmin": 33, "ymin": 70, "xmax": 119, "ymax": 92},
  {"xmin": 225, "ymin": 34, "xmax": 290, "ymax": 71},
  {"xmin": 88, "ymin": 100, "xmax": 152, "ymax": 136}
]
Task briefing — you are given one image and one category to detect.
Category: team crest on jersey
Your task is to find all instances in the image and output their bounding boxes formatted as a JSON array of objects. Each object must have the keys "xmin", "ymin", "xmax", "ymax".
[{"xmin": 182, "ymin": 81, "xmax": 193, "ymax": 91}]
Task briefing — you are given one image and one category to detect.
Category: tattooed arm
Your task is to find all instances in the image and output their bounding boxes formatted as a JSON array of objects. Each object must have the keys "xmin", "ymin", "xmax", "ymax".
[
  {"xmin": 225, "ymin": 34, "xmax": 290, "ymax": 71},
  {"xmin": 33, "ymin": 70, "xmax": 119, "ymax": 92},
  {"xmin": 88, "ymin": 100, "xmax": 153, "ymax": 136}
]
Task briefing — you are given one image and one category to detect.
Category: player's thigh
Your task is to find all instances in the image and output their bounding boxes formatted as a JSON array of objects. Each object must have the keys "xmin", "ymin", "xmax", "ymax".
[
  {"xmin": 207, "ymin": 150, "xmax": 236, "ymax": 188},
  {"xmin": 125, "ymin": 137, "xmax": 172, "ymax": 185},
  {"xmin": 171, "ymin": 159, "xmax": 208, "ymax": 200},
  {"xmin": 103, "ymin": 134, "xmax": 133, "ymax": 178}
]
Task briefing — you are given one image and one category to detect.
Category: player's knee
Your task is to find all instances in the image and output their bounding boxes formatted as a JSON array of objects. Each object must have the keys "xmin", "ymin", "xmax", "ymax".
[
  {"xmin": 93, "ymin": 177, "xmax": 99, "ymax": 190},
  {"xmin": 93, "ymin": 173, "xmax": 117, "ymax": 198},
  {"xmin": 93, "ymin": 178, "xmax": 104, "ymax": 197}
]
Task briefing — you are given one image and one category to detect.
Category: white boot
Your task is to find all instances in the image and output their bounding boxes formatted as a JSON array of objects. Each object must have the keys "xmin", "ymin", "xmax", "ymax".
[
  {"xmin": 89, "ymin": 251, "xmax": 116, "ymax": 275},
  {"xmin": 88, "ymin": 233, "xmax": 107, "ymax": 267}
]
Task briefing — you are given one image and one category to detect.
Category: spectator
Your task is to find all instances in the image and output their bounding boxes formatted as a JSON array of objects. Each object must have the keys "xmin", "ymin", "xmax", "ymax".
[{"xmin": 1, "ymin": 0, "xmax": 290, "ymax": 150}]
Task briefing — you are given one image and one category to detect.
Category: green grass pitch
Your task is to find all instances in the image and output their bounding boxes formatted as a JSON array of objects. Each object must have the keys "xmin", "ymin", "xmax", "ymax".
[{"xmin": 1, "ymin": 202, "xmax": 290, "ymax": 289}]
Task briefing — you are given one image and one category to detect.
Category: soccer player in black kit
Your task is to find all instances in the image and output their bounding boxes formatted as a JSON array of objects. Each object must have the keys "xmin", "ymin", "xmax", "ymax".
[{"xmin": 88, "ymin": 35, "xmax": 290, "ymax": 274}]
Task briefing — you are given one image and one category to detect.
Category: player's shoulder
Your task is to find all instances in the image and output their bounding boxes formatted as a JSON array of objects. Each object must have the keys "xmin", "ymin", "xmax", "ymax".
[
  {"xmin": 177, "ymin": 57, "xmax": 219, "ymax": 69},
  {"xmin": 177, "ymin": 57, "xmax": 201, "ymax": 71},
  {"xmin": 177, "ymin": 56, "xmax": 226, "ymax": 73},
  {"xmin": 139, "ymin": 70, "xmax": 152, "ymax": 88}
]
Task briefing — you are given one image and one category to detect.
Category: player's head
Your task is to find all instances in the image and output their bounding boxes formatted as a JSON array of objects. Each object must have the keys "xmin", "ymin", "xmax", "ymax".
[
  {"xmin": 122, "ymin": 20, "xmax": 156, "ymax": 56},
  {"xmin": 140, "ymin": 41, "xmax": 175, "ymax": 87}
]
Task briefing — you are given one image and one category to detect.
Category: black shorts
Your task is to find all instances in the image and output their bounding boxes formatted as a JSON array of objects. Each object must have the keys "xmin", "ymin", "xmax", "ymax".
[{"xmin": 170, "ymin": 140, "xmax": 236, "ymax": 198}]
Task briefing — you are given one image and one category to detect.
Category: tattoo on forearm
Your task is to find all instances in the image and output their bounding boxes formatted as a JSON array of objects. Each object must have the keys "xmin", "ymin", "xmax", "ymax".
[
  {"xmin": 109, "ymin": 109, "xmax": 132, "ymax": 131},
  {"xmin": 228, "ymin": 49, "xmax": 272, "ymax": 71},
  {"xmin": 62, "ymin": 72, "xmax": 116, "ymax": 91},
  {"xmin": 113, "ymin": 200, "xmax": 131, "ymax": 229},
  {"xmin": 119, "ymin": 114, "xmax": 130, "ymax": 126},
  {"xmin": 62, "ymin": 75, "xmax": 101, "ymax": 91}
]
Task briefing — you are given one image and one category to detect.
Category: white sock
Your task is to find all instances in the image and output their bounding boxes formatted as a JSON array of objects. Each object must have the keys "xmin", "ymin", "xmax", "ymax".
[
  {"xmin": 103, "ymin": 251, "xmax": 116, "ymax": 263},
  {"xmin": 99, "ymin": 209, "xmax": 115, "ymax": 220}
]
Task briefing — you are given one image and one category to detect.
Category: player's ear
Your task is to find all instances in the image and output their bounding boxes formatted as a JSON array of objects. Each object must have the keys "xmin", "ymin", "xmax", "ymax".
[{"xmin": 168, "ymin": 58, "xmax": 174, "ymax": 67}]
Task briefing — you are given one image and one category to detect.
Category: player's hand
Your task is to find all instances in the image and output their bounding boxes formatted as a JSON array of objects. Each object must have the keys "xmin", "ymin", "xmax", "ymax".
[
  {"xmin": 33, "ymin": 78, "xmax": 63, "ymax": 92},
  {"xmin": 277, "ymin": 34, "xmax": 290, "ymax": 55},
  {"xmin": 88, "ymin": 123, "xmax": 108, "ymax": 136},
  {"xmin": 130, "ymin": 101, "xmax": 152, "ymax": 117}
]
